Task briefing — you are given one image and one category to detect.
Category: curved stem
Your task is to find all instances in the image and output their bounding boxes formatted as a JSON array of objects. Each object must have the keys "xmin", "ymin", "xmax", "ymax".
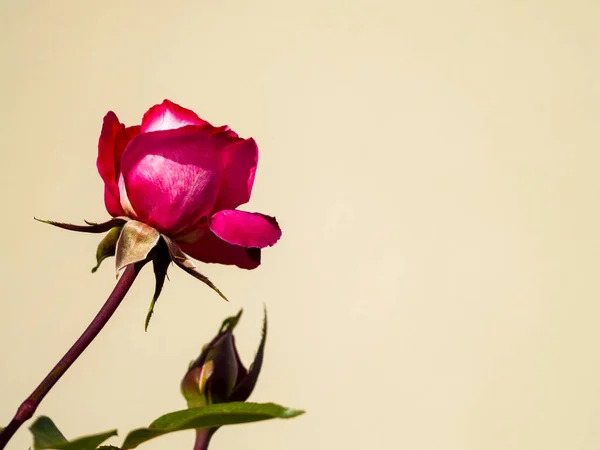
[
  {"xmin": 0, "ymin": 263, "xmax": 145, "ymax": 449},
  {"xmin": 193, "ymin": 429, "xmax": 215, "ymax": 450}
]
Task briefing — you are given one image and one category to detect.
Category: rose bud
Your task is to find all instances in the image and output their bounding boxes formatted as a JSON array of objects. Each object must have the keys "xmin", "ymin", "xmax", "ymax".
[
  {"xmin": 181, "ymin": 309, "xmax": 266, "ymax": 409},
  {"xmin": 37, "ymin": 101, "xmax": 281, "ymax": 328}
]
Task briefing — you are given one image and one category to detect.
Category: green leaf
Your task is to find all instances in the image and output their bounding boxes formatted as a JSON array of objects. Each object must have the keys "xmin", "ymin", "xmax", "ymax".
[
  {"xmin": 30, "ymin": 416, "xmax": 116, "ymax": 450},
  {"xmin": 121, "ymin": 402, "xmax": 304, "ymax": 450}
]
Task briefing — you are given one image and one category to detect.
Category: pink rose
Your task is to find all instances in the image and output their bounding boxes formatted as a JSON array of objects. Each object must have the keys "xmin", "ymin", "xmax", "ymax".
[{"xmin": 96, "ymin": 100, "xmax": 281, "ymax": 270}]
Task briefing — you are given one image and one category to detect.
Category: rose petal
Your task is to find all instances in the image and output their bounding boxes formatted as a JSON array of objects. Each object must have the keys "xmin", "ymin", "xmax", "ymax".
[
  {"xmin": 97, "ymin": 112, "xmax": 140, "ymax": 217},
  {"xmin": 209, "ymin": 210, "xmax": 281, "ymax": 248},
  {"xmin": 211, "ymin": 124, "xmax": 239, "ymax": 140},
  {"xmin": 97, "ymin": 112, "xmax": 125, "ymax": 216},
  {"xmin": 115, "ymin": 125, "xmax": 141, "ymax": 166},
  {"xmin": 213, "ymin": 138, "xmax": 258, "ymax": 211},
  {"xmin": 141, "ymin": 99, "xmax": 209, "ymax": 133},
  {"xmin": 178, "ymin": 228, "xmax": 262, "ymax": 270},
  {"xmin": 120, "ymin": 127, "xmax": 225, "ymax": 235}
]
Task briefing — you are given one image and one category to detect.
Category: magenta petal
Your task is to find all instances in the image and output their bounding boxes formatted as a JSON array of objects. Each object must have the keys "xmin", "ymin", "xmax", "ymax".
[
  {"xmin": 103, "ymin": 186, "xmax": 123, "ymax": 217},
  {"xmin": 141, "ymin": 100, "xmax": 209, "ymax": 133},
  {"xmin": 178, "ymin": 229, "xmax": 261, "ymax": 270},
  {"xmin": 209, "ymin": 210, "xmax": 281, "ymax": 248},
  {"xmin": 213, "ymin": 138, "xmax": 258, "ymax": 211},
  {"xmin": 97, "ymin": 112, "xmax": 125, "ymax": 216},
  {"xmin": 120, "ymin": 127, "xmax": 224, "ymax": 235}
]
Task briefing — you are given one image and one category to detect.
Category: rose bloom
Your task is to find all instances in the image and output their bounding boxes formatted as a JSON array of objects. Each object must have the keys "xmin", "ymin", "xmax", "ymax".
[{"xmin": 97, "ymin": 100, "xmax": 281, "ymax": 269}]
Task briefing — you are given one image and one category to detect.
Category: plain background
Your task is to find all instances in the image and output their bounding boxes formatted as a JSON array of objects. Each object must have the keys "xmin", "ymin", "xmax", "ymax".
[{"xmin": 1, "ymin": 1, "xmax": 600, "ymax": 449}]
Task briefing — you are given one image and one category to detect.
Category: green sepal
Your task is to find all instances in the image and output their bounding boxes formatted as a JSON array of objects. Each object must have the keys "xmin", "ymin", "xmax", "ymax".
[
  {"xmin": 230, "ymin": 306, "xmax": 267, "ymax": 402},
  {"xmin": 115, "ymin": 221, "xmax": 160, "ymax": 272},
  {"xmin": 145, "ymin": 239, "xmax": 171, "ymax": 331},
  {"xmin": 162, "ymin": 235, "xmax": 228, "ymax": 302},
  {"xmin": 29, "ymin": 416, "xmax": 116, "ymax": 450},
  {"xmin": 120, "ymin": 402, "xmax": 304, "ymax": 450},
  {"xmin": 218, "ymin": 309, "xmax": 243, "ymax": 334},
  {"xmin": 34, "ymin": 217, "xmax": 128, "ymax": 234},
  {"xmin": 92, "ymin": 226, "xmax": 123, "ymax": 273}
]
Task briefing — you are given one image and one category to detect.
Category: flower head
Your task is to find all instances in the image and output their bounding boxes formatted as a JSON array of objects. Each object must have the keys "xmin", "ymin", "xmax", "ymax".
[
  {"xmin": 98, "ymin": 100, "xmax": 281, "ymax": 269},
  {"xmin": 37, "ymin": 101, "xmax": 281, "ymax": 328}
]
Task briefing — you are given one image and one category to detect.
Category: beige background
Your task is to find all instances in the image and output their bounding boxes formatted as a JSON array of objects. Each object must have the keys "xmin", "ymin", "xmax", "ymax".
[{"xmin": 1, "ymin": 1, "xmax": 600, "ymax": 449}]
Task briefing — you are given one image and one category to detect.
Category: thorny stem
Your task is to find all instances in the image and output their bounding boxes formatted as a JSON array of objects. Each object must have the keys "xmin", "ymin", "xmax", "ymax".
[{"xmin": 0, "ymin": 262, "xmax": 145, "ymax": 449}]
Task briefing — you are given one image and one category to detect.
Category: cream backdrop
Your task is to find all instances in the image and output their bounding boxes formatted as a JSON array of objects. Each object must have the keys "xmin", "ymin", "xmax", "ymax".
[{"xmin": 1, "ymin": 1, "xmax": 599, "ymax": 449}]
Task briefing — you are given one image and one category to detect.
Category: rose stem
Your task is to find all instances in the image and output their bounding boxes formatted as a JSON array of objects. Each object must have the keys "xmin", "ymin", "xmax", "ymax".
[
  {"xmin": 193, "ymin": 429, "xmax": 215, "ymax": 450},
  {"xmin": 0, "ymin": 262, "xmax": 145, "ymax": 449}
]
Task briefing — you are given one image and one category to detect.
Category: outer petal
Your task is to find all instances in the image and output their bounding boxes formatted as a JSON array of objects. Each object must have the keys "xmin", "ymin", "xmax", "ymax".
[
  {"xmin": 97, "ymin": 112, "xmax": 140, "ymax": 217},
  {"xmin": 209, "ymin": 210, "xmax": 281, "ymax": 248},
  {"xmin": 120, "ymin": 126, "xmax": 225, "ymax": 235},
  {"xmin": 97, "ymin": 112, "xmax": 125, "ymax": 216},
  {"xmin": 178, "ymin": 228, "xmax": 262, "ymax": 270},
  {"xmin": 212, "ymin": 138, "xmax": 258, "ymax": 211},
  {"xmin": 141, "ymin": 99, "xmax": 209, "ymax": 133}
]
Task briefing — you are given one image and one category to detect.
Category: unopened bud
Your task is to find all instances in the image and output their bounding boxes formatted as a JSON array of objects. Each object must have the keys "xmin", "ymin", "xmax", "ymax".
[{"xmin": 181, "ymin": 309, "xmax": 267, "ymax": 409}]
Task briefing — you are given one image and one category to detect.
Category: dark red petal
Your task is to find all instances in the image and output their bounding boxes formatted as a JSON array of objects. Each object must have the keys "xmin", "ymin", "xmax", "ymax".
[
  {"xmin": 212, "ymin": 138, "xmax": 258, "ymax": 211},
  {"xmin": 114, "ymin": 125, "xmax": 141, "ymax": 177},
  {"xmin": 97, "ymin": 111, "xmax": 125, "ymax": 216},
  {"xmin": 178, "ymin": 228, "xmax": 261, "ymax": 270},
  {"xmin": 97, "ymin": 110, "xmax": 140, "ymax": 217}
]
